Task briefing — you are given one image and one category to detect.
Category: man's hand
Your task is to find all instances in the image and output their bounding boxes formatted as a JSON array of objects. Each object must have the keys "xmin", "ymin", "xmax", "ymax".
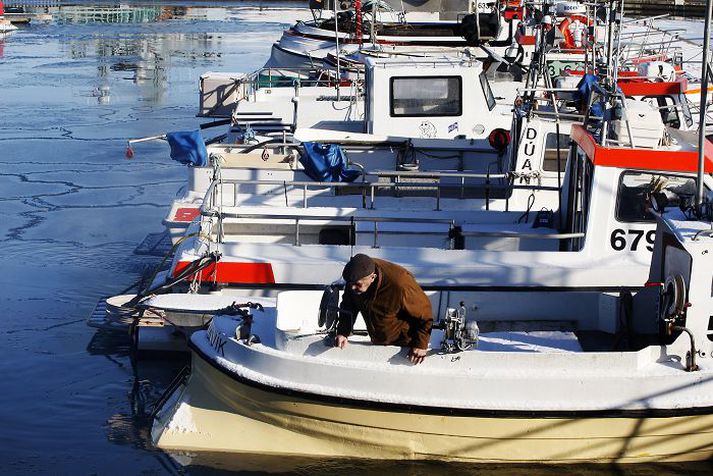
[
  {"xmin": 335, "ymin": 334, "xmax": 348, "ymax": 349},
  {"xmin": 408, "ymin": 347, "xmax": 427, "ymax": 365}
]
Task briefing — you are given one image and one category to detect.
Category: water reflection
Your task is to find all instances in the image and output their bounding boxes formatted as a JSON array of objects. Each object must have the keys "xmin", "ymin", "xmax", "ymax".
[
  {"xmin": 17, "ymin": 3, "xmax": 243, "ymax": 24},
  {"xmin": 63, "ymin": 23, "xmax": 229, "ymax": 104},
  {"xmin": 170, "ymin": 452, "xmax": 713, "ymax": 475},
  {"xmin": 3, "ymin": 3, "xmax": 300, "ymax": 108},
  {"xmin": 87, "ymin": 327, "xmax": 189, "ymax": 449}
]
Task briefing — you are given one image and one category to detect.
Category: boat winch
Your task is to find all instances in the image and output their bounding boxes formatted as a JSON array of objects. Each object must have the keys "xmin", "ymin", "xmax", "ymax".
[
  {"xmin": 435, "ymin": 301, "xmax": 479, "ymax": 352},
  {"xmin": 232, "ymin": 301, "xmax": 265, "ymax": 345}
]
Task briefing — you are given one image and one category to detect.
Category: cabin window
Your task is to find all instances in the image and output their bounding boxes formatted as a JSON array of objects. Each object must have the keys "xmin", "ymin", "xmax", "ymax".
[
  {"xmin": 390, "ymin": 76, "xmax": 462, "ymax": 117},
  {"xmin": 479, "ymin": 72, "xmax": 496, "ymax": 111},
  {"xmin": 542, "ymin": 133, "xmax": 571, "ymax": 172},
  {"xmin": 616, "ymin": 172, "xmax": 700, "ymax": 222},
  {"xmin": 642, "ymin": 95, "xmax": 680, "ymax": 129}
]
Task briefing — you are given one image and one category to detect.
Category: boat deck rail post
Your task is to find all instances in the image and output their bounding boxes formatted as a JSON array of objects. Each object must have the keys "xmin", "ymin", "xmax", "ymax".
[
  {"xmin": 636, "ymin": 14, "xmax": 655, "ymax": 60},
  {"xmin": 616, "ymin": 91, "xmax": 637, "ymax": 148},
  {"xmin": 697, "ymin": 0, "xmax": 712, "ymax": 207}
]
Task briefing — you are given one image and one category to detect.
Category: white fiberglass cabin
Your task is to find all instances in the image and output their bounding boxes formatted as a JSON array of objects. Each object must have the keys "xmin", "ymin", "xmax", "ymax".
[
  {"xmin": 359, "ymin": 55, "xmax": 514, "ymax": 139},
  {"xmin": 200, "ymin": 54, "xmax": 516, "ymax": 142}
]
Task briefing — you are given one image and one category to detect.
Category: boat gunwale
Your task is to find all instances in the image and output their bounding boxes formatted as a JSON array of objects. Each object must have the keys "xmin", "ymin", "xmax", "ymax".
[{"xmin": 188, "ymin": 336, "xmax": 713, "ymax": 420}]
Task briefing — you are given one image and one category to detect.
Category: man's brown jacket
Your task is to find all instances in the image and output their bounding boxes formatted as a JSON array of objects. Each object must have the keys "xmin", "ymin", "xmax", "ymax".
[{"xmin": 337, "ymin": 258, "xmax": 433, "ymax": 349}]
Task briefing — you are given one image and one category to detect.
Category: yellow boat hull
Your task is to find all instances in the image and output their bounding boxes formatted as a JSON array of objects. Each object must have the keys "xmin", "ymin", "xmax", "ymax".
[{"xmin": 153, "ymin": 354, "xmax": 713, "ymax": 463}]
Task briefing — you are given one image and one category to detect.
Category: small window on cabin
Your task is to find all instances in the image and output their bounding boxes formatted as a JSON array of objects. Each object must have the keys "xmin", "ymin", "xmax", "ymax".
[
  {"xmin": 390, "ymin": 76, "xmax": 462, "ymax": 117},
  {"xmin": 479, "ymin": 72, "xmax": 496, "ymax": 111},
  {"xmin": 616, "ymin": 172, "xmax": 700, "ymax": 222},
  {"xmin": 542, "ymin": 133, "xmax": 571, "ymax": 172},
  {"xmin": 642, "ymin": 96, "xmax": 680, "ymax": 129}
]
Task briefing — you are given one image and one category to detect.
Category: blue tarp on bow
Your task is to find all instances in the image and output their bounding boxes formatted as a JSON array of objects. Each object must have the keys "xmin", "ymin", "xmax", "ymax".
[
  {"xmin": 299, "ymin": 142, "xmax": 361, "ymax": 182},
  {"xmin": 166, "ymin": 130, "xmax": 208, "ymax": 167}
]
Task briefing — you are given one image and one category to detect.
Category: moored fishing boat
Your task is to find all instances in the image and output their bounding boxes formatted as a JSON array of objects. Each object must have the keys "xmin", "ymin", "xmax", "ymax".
[
  {"xmin": 162, "ymin": 82, "xmax": 712, "ymax": 291},
  {"xmin": 102, "ymin": 1, "xmax": 711, "ymax": 356},
  {"xmin": 152, "ymin": 4, "xmax": 713, "ymax": 454},
  {"xmin": 151, "ymin": 201, "xmax": 713, "ymax": 462},
  {"xmin": 264, "ymin": 0, "xmax": 510, "ymax": 69},
  {"xmin": 103, "ymin": 63, "xmax": 712, "ymax": 341},
  {"xmin": 0, "ymin": 0, "xmax": 18, "ymax": 33}
]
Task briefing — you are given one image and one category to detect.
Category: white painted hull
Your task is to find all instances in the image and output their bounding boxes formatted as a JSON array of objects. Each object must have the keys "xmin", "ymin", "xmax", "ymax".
[{"xmin": 0, "ymin": 20, "xmax": 18, "ymax": 32}]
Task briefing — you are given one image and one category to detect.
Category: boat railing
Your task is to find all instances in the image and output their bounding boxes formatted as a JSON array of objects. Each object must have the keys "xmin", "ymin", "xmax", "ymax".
[
  {"xmin": 211, "ymin": 211, "xmax": 460, "ymax": 247},
  {"xmin": 199, "ymin": 209, "xmax": 581, "ymax": 248},
  {"xmin": 241, "ymin": 67, "xmax": 349, "ymax": 100},
  {"xmin": 198, "ymin": 172, "xmax": 563, "ymax": 246},
  {"xmin": 202, "ymin": 171, "xmax": 559, "ymax": 213},
  {"xmin": 458, "ymin": 230, "xmax": 584, "ymax": 240},
  {"xmin": 200, "ymin": 169, "xmax": 534, "ymax": 214}
]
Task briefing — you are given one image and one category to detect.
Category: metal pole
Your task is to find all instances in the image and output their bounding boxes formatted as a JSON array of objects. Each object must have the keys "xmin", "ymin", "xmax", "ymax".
[
  {"xmin": 697, "ymin": 0, "xmax": 712, "ymax": 207},
  {"xmin": 334, "ymin": 0, "xmax": 341, "ymax": 101},
  {"xmin": 355, "ymin": 0, "xmax": 362, "ymax": 46},
  {"xmin": 606, "ymin": 0, "xmax": 615, "ymax": 77},
  {"xmin": 612, "ymin": 0, "xmax": 624, "ymax": 87},
  {"xmin": 371, "ymin": 0, "xmax": 376, "ymax": 46}
]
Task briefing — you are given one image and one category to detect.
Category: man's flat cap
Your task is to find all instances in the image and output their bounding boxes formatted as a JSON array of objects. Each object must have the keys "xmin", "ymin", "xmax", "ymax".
[{"xmin": 342, "ymin": 254, "xmax": 375, "ymax": 282}]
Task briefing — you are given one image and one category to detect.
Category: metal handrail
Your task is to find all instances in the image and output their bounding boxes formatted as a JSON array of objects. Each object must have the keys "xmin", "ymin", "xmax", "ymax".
[
  {"xmin": 205, "ymin": 211, "xmax": 459, "ymax": 224},
  {"xmin": 200, "ymin": 172, "xmax": 562, "ymax": 215},
  {"xmin": 459, "ymin": 231, "xmax": 585, "ymax": 240},
  {"xmin": 375, "ymin": 170, "xmax": 508, "ymax": 179},
  {"xmin": 204, "ymin": 209, "xmax": 458, "ymax": 247},
  {"xmin": 243, "ymin": 67, "xmax": 345, "ymax": 97},
  {"xmin": 201, "ymin": 172, "xmax": 509, "ymax": 210}
]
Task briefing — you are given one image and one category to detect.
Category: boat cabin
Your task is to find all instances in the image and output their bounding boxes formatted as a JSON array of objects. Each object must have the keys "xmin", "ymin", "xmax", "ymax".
[{"xmin": 363, "ymin": 55, "xmax": 512, "ymax": 139}]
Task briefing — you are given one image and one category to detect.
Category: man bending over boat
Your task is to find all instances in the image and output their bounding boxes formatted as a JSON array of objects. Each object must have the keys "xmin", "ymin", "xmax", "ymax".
[{"xmin": 335, "ymin": 254, "xmax": 433, "ymax": 365}]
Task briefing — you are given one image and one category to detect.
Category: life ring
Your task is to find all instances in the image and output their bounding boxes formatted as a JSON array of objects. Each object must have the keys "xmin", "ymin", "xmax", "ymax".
[{"xmin": 558, "ymin": 14, "xmax": 592, "ymax": 50}]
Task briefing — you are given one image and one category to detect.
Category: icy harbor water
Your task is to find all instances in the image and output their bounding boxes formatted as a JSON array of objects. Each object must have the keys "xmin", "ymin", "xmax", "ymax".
[{"xmin": 0, "ymin": 2, "xmax": 713, "ymax": 475}]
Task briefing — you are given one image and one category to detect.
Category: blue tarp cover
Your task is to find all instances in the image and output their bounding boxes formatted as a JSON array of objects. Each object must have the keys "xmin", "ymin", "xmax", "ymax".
[
  {"xmin": 574, "ymin": 74, "xmax": 602, "ymax": 103},
  {"xmin": 299, "ymin": 142, "xmax": 360, "ymax": 182},
  {"xmin": 575, "ymin": 74, "xmax": 606, "ymax": 118},
  {"xmin": 166, "ymin": 130, "xmax": 208, "ymax": 167}
]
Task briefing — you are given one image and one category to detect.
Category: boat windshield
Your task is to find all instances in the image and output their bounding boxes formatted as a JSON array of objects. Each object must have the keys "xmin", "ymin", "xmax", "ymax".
[
  {"xmin": 389, "ymin": 76, "xmax": 462, "ymax": 117},
  {"xmin": 616, "ymin": 171, "xmax": 702, "ymax": 222}
]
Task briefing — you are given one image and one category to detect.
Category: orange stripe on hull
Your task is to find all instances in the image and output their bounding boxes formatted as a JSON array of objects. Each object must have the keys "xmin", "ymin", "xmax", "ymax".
[{"xmin": 684, "ymin": 86, "xmax": 713, "ymax": 95}]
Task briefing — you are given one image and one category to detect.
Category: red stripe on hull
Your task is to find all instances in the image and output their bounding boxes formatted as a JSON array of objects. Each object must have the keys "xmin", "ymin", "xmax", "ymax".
[
  {"xmin": 618, "ymin": 81, "xmax": 683, "ymax": 96},
  {"xmin": 571, "ymin": 124, "xmax": 713, "ymax": 173},
  {"xmin": 173, "ymin": 207, "xmax": 201, "ymax": 223},
  {"xmin": 173, "ymin": 261, "xmax": 276, "ymax": 284}
]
